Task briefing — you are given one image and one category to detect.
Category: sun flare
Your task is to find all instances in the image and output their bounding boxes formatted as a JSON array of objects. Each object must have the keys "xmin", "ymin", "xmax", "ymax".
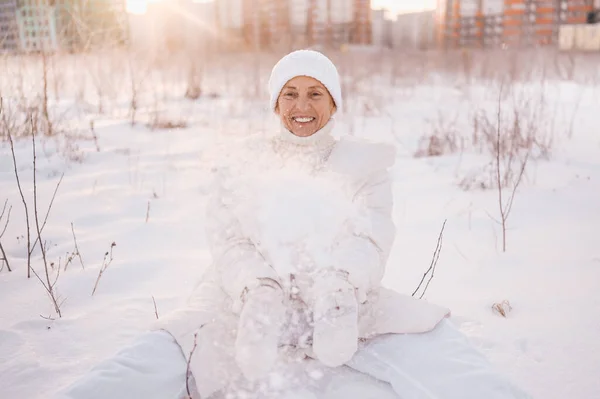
[{"xmin": 126, "ymin": 0, "xmax": 162, "ymax": 14}]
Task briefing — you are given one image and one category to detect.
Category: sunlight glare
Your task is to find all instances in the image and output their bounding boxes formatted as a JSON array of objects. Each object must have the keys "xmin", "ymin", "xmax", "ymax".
[
  {"xmin": 372, "ymin": 0, "xmax": 437, "ymax": 14},
  {"xmin": 126, "ymin": 0, "xmax": 162, "ymax": 15}
]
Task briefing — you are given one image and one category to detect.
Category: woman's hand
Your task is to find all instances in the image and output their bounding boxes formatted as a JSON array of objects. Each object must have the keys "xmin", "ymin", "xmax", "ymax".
[
  {"xmin": 235, "ymin": 281, "xmax": 286, "ymax": 381},
  {"xmin": 309, "ymin": 270, "xmax": 359, "ymax": 367}
]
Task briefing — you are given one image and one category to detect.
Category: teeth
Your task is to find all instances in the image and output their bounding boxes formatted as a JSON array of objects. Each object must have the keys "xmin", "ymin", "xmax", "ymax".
[{"xmin": 293, "ymin": 117, "xmax": 314, "ymax": 123}]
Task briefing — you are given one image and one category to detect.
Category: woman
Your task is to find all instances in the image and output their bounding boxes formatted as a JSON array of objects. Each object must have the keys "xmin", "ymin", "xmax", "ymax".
[{"xmin": 58, "ymin": 50, "xmax": 531, "ymax": 399}]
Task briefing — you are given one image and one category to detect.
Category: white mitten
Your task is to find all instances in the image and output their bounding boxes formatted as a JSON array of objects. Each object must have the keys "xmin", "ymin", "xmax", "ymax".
[
  {"xmin": 235, "ymin": 282, "xmax": 286, "ymax": 381},
  {"xmin": 310, "ymin": 271, "xmax": 359, "ymax": 367}
]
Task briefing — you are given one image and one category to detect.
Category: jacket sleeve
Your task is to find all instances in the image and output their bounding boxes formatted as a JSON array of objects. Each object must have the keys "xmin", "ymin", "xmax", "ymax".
[
  {"xmin": 205, "ymin": 170, "xmax": 280, "ymax": 311},
  {"xmin": 332, "ymin": 168, "xmax": 396, "ymax": 302}
]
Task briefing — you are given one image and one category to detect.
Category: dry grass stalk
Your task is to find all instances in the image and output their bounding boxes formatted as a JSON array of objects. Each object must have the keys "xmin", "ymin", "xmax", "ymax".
[
  {"xmin": 152, "ymin": 296, "xmax": 159, "ymax": 320},
  {"xmin": 91, "ymin": 242, "xmax": 116, "ymax": 296},
  {"xmin": 70, "ymin": 222, "xmax": 85, "ymax": 270}
]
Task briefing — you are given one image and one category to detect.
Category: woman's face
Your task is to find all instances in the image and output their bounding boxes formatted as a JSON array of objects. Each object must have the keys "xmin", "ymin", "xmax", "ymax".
[{"xmin": 276, "ymin": 76, "xmax": 336, "ymax": 137}]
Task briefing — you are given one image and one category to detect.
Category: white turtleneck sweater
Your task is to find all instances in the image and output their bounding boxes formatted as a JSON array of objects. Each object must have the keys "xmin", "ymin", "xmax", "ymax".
[{"xmin": 269, "ymin": 119, "xmax": 338, "ymax": 170}]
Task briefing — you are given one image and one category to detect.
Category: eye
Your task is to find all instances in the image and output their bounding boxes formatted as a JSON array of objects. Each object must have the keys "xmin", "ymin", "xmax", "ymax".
[
  {"xmin": 311, "ymin": 92, "xmax": 322, "ymax": 98},
  {"xmin": 283, "ymin": 92, "xmax": 297, "ymax": 98}
]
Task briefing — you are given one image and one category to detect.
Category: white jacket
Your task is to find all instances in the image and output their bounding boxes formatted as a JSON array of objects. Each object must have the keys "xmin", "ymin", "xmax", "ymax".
[{"xmin": 159, "ymin": 121, "xmax": 450, "ymax": 398}]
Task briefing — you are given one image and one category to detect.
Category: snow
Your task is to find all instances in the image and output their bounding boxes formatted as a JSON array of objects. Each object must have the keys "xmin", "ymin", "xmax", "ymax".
[
  {"xmin": 242, "ymin": 169, "xmax": 363, "ymax": 277},
  {"xmin": 1, "ymin": 51, "xmax": 600, "ymax": 399}
]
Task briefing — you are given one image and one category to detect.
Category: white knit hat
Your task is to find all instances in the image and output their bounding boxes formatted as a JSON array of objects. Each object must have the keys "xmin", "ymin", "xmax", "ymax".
[{"xmin": 268, "ymin": 49, "xmax": 343, "ymax": 112}]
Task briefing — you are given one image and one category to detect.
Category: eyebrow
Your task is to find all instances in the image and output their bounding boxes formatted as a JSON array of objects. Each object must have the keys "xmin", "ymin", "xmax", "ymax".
[{"xmin": 283, "ymin": 85, "xmax": 325, "ymax": 90}]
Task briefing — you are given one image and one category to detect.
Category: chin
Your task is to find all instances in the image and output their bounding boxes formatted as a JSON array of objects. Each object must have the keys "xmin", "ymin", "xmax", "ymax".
[{"xmin": 292, "ymin": 130, "xmax": 317, "ymax": 137}]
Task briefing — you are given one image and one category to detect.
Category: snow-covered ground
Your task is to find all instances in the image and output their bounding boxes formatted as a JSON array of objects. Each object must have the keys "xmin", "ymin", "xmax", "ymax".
[{"xmin": 1, "ymin": 50, "xmax": 599, "ymax": 398}]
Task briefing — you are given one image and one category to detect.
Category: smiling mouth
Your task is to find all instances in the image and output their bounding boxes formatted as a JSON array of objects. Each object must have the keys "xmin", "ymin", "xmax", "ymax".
[{"xmin": 292, "ymin": 116, "xmax": 316, "ymax": 123}]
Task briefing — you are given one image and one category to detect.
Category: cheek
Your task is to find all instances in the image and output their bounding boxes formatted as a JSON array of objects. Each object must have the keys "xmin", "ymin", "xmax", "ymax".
[{"xmin": 278, "ymin": 102, "xmax": 292, "ymax": 117}]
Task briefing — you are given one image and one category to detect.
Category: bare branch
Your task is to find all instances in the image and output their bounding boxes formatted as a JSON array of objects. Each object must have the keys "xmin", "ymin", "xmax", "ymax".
[
  {"xmin": 504, "ymin": 151, "xmax": 529, "ymax": 218},
  {"xmin": 412, "ymin": 219, "xmax": 447, "ymax": 299},
  {"xmin": 7, "ymin": 132, "xmax": 32, "ymax": 278},
  {"xmin": 186, "ymin": 327, "xmax": 204, "ymax": 399},
  {"xmin": 0, "ymin": 199, "xmax": 8, "ymax": 223},
  {"xmin": 0, "ymin": 200, "xmax": 12, "ymax": 272},
  {"xmin": 32, "ymin": 126, "xmax": 62, "ymax": 318},
  {"xmin": 484, "ymin": 210, "xmax": 501, "ymax": 225},
  {"xmin": 29, "ymin": 173, "xmax": 65, "ymax": 257}
]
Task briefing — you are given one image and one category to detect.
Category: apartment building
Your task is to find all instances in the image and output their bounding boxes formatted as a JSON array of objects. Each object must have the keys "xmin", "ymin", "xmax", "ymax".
[
  {"xmin": 0, "ymin": 0, "xmax": 128, "ymax": 53},
  {"xmin": 216, "ymin": 0, "xmax": 372, "ymax": 49},
  {"xmin": 15, "ymin": 0, "xmax": 58, "ymax": 52},
  {"xmin": 437, "ymin": 0, "xmax": 598, "ymax": 48},
  {"xmin": 0, "ymin": 0, "xmax": 19, "ymax": 52}
]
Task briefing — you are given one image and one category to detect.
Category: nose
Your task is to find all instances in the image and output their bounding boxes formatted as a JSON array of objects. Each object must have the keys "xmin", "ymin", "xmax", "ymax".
[{"xmin": 296, "ymin": 96, "xmax": 310, "ymax": 112}]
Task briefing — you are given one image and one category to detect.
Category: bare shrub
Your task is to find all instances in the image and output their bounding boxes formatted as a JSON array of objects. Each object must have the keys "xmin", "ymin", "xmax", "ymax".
[
  {"xmin": 7, "ymin": 110, "xmax": 65, "ymax": 315},
  {"xmin": 414, "ymin": 112, "xmax": 460, "ymax": 158},
  {"xmin": 147, "ymin": 113, "xmax": 188, "ymax": 130},
  {"xmin": 458, "ymin": 79, "xmax": 555, "ymax": 195},
  {"xmin": 491, "ymin": 83, "xmax": 529, "ymax": 252}
]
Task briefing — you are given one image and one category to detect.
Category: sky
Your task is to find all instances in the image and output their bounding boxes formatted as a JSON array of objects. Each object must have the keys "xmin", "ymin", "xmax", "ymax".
[{"xmin": 126, "ymin": 0, "xmax": 437, "ymax": 15}]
